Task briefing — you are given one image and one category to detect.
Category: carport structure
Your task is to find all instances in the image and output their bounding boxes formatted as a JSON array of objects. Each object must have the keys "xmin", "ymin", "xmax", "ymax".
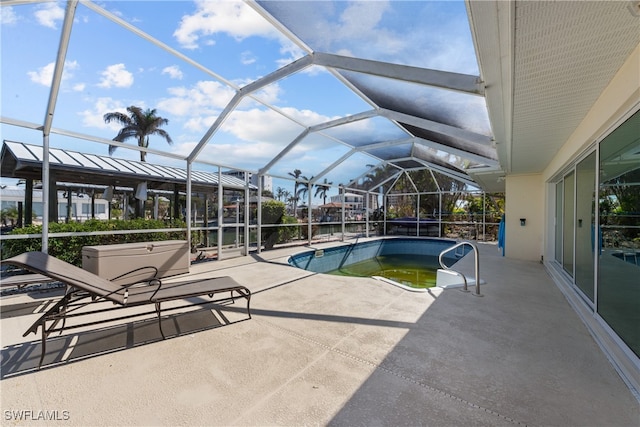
[{"xmin": 1, "ymin": 139, "xmax": 252, "ymax": 223}]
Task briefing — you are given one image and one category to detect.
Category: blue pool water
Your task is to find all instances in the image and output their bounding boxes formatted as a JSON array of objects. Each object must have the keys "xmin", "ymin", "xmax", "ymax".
[
  {"xmin": 288, "ymin": 237, "xmax": 468, "ymax": 288},
  {"xmin": 612, "ymin": 250, "xmax": 640, "ymax": 266}
]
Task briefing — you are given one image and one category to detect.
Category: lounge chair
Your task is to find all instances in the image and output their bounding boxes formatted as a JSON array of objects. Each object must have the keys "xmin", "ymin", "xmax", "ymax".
[{"xmin": 3, "ymin": 251, "xmax": 251, "ymax": 368}]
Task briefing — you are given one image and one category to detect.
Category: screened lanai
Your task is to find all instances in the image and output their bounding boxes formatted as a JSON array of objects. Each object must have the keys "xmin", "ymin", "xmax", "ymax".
[
  {"xmin": 0, "ymin": 0, "xmax": 503, "ymax": 257},
  {"xmin": 2, "ymin": 0, "xmax": 639, "ymax": 403}
]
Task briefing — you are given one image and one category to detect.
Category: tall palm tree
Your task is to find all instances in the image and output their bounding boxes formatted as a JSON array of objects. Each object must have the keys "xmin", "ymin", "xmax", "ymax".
[
  {"xmin": 286, "ymin": 194, "xmax": 298, "ymax": 216},
  {"xmin": 103, "ymin": 106, "xmax": 173, "ymax": 162},
  {"xmin": 314, "ymin": 178, "xmax": 333, "ymax": 205},
  {"xmin": 296, "ymin": 175, "xmax": 313, "ymax": 202},
  {"xmin": 288, "ymin": 169, "xmax": 303, "ymax": 218},
  {"xmin": 281, "ymin": 190, "xmax": 292, "ymax": 210}
]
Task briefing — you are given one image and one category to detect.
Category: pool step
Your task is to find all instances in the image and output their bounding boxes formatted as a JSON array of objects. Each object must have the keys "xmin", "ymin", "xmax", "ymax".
[{"xmin": 435, "ymin": 268, "xmax": 485, "ymax": 289}]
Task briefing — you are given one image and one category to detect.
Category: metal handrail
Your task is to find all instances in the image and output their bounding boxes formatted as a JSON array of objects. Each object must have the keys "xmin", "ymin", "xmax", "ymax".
[{"xmin": 438, "ymin": 241, "xmax": 482, "ymax": 296}]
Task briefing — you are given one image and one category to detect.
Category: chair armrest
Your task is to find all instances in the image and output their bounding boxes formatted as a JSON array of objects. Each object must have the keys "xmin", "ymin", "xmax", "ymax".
[
  {"xmin": 110, "ymin": 266, "xmax": 159, "ymax": 287},
  {"xmin": 148, "ymin": 278, "xmax": 163, "ymax": 301}
]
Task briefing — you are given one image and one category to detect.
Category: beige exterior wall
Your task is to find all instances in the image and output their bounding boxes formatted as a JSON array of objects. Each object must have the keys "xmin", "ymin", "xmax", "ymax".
[{"xmin": 505, "ymin": 174, "xmax": 544, "ymax": 261}]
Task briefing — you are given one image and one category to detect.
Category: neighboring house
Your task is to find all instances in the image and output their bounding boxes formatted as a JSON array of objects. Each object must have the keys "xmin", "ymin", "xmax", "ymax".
[
  {"xmin": 223, "ymin": 170, "xmax": 273, "ymax": 193},
  {"xmin": 0, "ymin": 187, "xmax": 109, "ymax": 223}
]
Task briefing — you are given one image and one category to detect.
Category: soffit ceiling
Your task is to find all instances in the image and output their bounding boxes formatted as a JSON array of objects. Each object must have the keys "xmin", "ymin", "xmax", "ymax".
[{"xmin": 468, "ymin": 0, "xmax": 640, "ymax": 191}]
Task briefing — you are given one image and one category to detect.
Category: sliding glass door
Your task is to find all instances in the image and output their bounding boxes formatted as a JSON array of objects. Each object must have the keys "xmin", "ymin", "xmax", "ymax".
[
  {"xmin": 574, "ymin": 152, "xmax": 596, "ymax": 302},
  {"xmin": 597, "ymin": 112, "xmax": 640, "ymax": 358},
  {"xmin": 562, "ymin": 172, "xmax": 575, "ymax": 276},
  {"xmin": 555, "ymin": 182, "xmax": 563, "ymax": 264},
  {"xmin": 553, "ymin": 110, "xmax": 639, "ymax": 358}
]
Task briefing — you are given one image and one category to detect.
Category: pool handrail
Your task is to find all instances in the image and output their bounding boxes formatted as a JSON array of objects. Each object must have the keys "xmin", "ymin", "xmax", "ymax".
[{"xmin": 438, "ymin": 241, "xmax": 482, "ymax": 296}]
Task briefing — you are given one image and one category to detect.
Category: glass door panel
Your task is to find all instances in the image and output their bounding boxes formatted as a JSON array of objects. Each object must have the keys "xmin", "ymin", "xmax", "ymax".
[
  {"xmin": 597, "ymin": 111, "xmax": 640, "ymax": 357},
  {"xmin": 562, "ymin": 172, "xmax": 575, "ymax": 276},
  {"xmin": 575, "ymin": 152, "xmax": 596, "ymax": 302},
  {"xmin": 555, "ymin": 181, "xmax": 563, "ymax": 263}
]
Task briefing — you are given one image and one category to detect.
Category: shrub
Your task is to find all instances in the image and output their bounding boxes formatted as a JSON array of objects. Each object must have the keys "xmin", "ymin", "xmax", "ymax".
[
  {"xmin": 1, "ymin": 219, "xmax": 187, "ymax": 266},
  {"xmin": 259, "ymin": 200, "xmax": 299, "ymax": 249}
]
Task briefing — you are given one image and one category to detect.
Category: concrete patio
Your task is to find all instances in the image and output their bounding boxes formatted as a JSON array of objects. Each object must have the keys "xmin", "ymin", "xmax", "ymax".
[{"xmin": 1, "ymin": 241, "xmax": 638, "ymax": 426}]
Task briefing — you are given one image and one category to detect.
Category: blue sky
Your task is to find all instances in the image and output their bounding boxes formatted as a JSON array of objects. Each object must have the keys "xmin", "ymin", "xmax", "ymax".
[{"xmin": 0, "ymin": 0, "xmax": 479, "ymax": 202}]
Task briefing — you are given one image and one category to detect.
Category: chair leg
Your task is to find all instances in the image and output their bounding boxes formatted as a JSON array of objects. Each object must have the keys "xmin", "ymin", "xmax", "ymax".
[
  {"xmin": 245, "ymin": 292, "xmax": 251, "ymax": 319},
  {"xmin": 155, "ymin": 302, "xmax": 165, "ymax": 339},
  {"xmin": 38, "ymin": 324, "xmax": 47, "ymax": 369}
]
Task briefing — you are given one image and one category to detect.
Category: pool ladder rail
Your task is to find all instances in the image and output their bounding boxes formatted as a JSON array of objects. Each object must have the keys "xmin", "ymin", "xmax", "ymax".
[{"xmin": 438, "ymin": 241, "xmax": 482, "ymax": 297}]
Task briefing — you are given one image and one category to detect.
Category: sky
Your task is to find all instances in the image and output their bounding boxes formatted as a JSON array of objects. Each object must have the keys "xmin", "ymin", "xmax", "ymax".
[{"xmin": 0, "ymin": 0, "xmax": 481, "ymax": 203}]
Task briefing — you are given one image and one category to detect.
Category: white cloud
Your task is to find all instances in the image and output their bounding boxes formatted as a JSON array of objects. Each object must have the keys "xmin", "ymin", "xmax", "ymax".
[
  {"xmin": 168, "ymin": 109, "xmax": 305, "ymax": 165},
  {"xmin": 240, "ymin": 51, "xmax": 256, "ymax": 65},
  {"xmin": 275, "ymin": 40, "xmax": 307, "ymax": 69},
  {"xmin": 27, "ymin": 63, "xmax": 55, "ymax": 86},
  {"xmin": 1, "ymin": 6, "xmax": 18, "ymax": 25},
  {"xmin": 184, "ymin": 116, "xmax": 218, "ymax": 133},
  {"xmin": 98, "ymin": 64, "xmax": 134, "ymax": 88},
  {"xmin": 73, "ymin": 83, "xmax": 86, "ymax": 92},
  {"xmin": 27, "ymin": 60, "xmax": 79, "ymax": 86},
  {"xmin": 173, "ymin": 0, "xmax": 281, "ymax": 49},
  {"xmin": 157, "ymin": 80, "xmax": 235, "ymax": 120},
  {"xmin": 202, "ymin": 140, "xmax": 285, "ymax": 166},
  {"xmin": 78, "ymin": 97, "xmax": 126, "ymax": 129},
  {"xmin": 162, "ymin": 65, "xmax": 184, "ymax": 80},
  {"xmin": 34, "ymin": 2, "xmax": 65, "ymax": 29},
  {"xmin": 221, "ymin": 107, "xmax": 337, "ymax": 145},
  {"xmin": 339, "ymin": 1, "xmax": 391, "ymax": 39},
  {"xmin": 252, "ymin": 83, "xmax": 281, "ymax": 105}
]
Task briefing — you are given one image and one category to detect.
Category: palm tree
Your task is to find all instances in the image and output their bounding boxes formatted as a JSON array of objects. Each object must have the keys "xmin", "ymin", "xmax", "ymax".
[
  {"xmin": 314, "ymin": 178, "xmax": 333, "ymax": 205},
  {"xmin": 296, "ymin": 175, "xmax": 313, "ymax": 202},
  {"xmin": 288, "ymin": 169, "xmax": 303, "ymax": 218},
  {"xmin": 286, "ymin": 194, "xmax": 298, "ymax": 216},
  {"xmin": 103, "ymin": 106, "xmax": 173, "ymax": 162}
]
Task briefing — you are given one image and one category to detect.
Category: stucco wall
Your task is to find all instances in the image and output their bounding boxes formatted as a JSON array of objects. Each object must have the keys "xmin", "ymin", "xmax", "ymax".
[{"xmin": 505, "ymin": 174, "xmax": 544, "ymax": 261}]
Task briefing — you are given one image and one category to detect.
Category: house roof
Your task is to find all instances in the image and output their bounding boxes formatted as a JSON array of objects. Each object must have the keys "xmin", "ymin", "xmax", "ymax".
[{"xmin": 1, "ymin": 141, "xmax": 254, "ymax": 192}]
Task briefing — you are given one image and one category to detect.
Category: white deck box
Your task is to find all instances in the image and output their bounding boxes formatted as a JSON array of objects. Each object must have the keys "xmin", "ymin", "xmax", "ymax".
[{"xmin": 82, "ymin": 240, "xmax": 190, "ymax": 286}]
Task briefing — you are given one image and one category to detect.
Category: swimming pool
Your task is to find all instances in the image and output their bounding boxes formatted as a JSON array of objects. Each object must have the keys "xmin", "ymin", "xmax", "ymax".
[{"xmin": 288, "ymin": 237, "xmax": 468, "ymax": 289}]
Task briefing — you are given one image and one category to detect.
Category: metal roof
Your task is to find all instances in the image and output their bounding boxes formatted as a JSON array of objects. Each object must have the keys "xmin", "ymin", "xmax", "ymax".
[{"xmin": 1, "ymin": 141, "xmax": 253, "ymax": 192}]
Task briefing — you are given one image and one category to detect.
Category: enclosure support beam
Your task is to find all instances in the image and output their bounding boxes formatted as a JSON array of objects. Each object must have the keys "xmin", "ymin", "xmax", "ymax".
[
  {"xmin": 39, "ymin": 0, "xmax": 77, "ymax": 252},
  {"xmin": 244, "ymin": 172, "xmax": 250, "ymax": 257},
  {"xmin": 341, "ymin": 186, "xmax": 346, "ymax": 241},
  {"xmin": 186, "ymin": 162, "xmax": 193, "ymax": 252},
  {"xmin": 365, "ymin": 191, "xmax": 370, "ymax": 238},
  {"xmin": 313, "ymin": 52, "xmax": 485, "ymax": 96},
  {"xmin": 256, "ymin": 175, "xmax": 263, "ymax": 254},
  {"xmin": 307, "ymin": 182, "xmax": 313, "ymax": 246},
  {"xmin": 217, "ymin": 168, "xmax": 224, "ymax": 261}
]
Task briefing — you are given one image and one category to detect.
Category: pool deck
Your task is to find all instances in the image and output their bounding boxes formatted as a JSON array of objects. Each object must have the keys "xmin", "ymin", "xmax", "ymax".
[{"xmin": 1, "ymin": 240, "xmax": 639, "ymax": 426}]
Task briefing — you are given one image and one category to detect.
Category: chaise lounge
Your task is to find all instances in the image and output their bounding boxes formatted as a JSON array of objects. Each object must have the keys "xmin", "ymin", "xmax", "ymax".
[{"xmin": 3, "ymin": 251, "xmax": 251, "ymax": 368}]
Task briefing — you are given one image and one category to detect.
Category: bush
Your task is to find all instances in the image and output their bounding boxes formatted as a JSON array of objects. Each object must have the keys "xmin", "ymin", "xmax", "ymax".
[
  {"xmin": 1, "ymin": 219, "xmax": 187, "ymax": 266},
  {"xmin": 259, "ymin": 200, "xmax": 299, "ymax": 249}
]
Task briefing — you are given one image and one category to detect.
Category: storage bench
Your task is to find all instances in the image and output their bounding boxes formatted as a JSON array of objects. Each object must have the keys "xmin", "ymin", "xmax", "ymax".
[{"xmin": 82, "ymin": 240, "xmax": 190, "ymax": 286}]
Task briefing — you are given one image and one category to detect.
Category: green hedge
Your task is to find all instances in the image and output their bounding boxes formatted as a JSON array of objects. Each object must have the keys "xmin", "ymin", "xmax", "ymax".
[
  {"xmin": 258, "ymin": 200, "xmax": 298, "ymax": 249},
  {"xmin": 1, "ymin": 219, "xmax": 187, "ymax": 266}
]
